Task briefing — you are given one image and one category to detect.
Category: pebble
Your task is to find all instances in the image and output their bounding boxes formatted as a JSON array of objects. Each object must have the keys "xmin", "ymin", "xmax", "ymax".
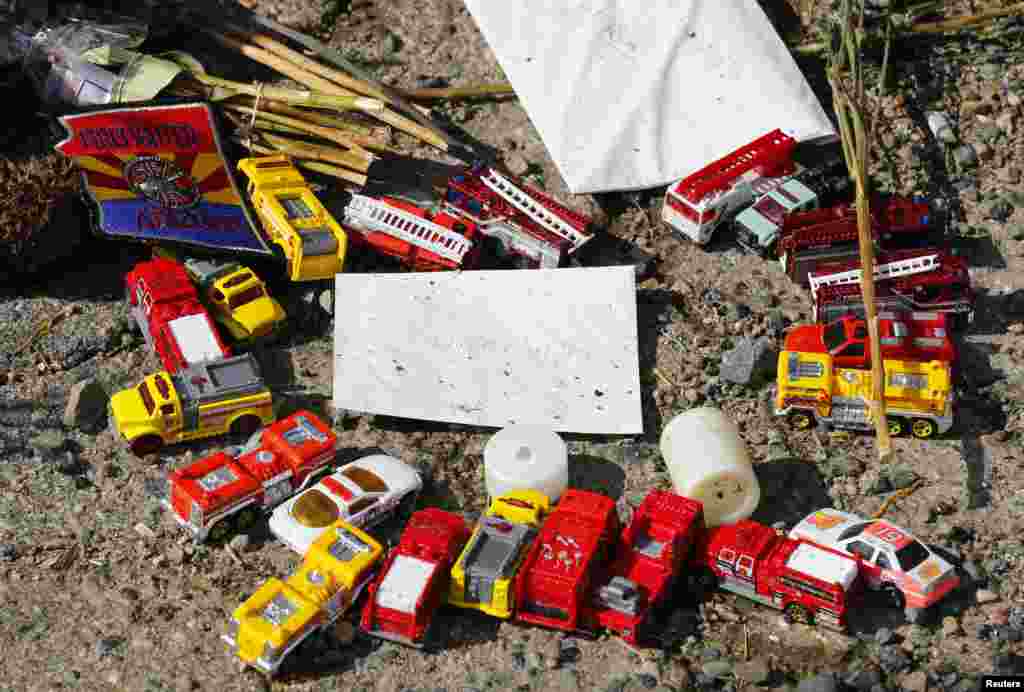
[
  {"xmin": 796, "ymin": 673, "xmax": 837, "ymax": 692},
  {"xmin": 954, "ymin": 144, "xmax": 979, "ymax": 168},
  {"xmin": 0, "ymin": 543, "xmax": 15, "ymax": 561},
  {"xmin": 719, "ymin": 336, "xmax": 778, "ymax": 386},
  {"xmin": 927, "ymin": 111, "xmax": 957, "ymax": 144},
  {"xmin": 976, "ymin": 589, "xmax": 1000, "ymax": 604},
  {"xmin": 987, "ymin": 199, "xmax": 1014, "ymax": 222},
  {"xmin": 62, "ymin": 377, "xmax": 109, "ymax": 431},
  {"xmin": 635, "ymin": 673, "xmax": 658, "ymax": 689},
  {"xmin": 878, "ymin": 646, "xmax": 911, "ymax": 674},
  {"xmin": 557, "ymin": 637, "xmax": 580, "ymax": 666},
  {"xmin": 1009, "ymin": 607, "xmax": 1024, "ymax": 630},
  {"xmin": 843, "ymin": 670, "xmax": 882, "ymax": 692},
  {"xmin": 95, "ymin": 637, "xmax": 122, "ymax": 659},
  {"xmin": 511, "ymin": 653, "xmax": 526, "ymax": 672}
]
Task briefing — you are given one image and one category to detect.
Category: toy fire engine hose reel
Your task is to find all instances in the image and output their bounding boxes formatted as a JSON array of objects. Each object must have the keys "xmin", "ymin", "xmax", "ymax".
[
  {"xmin": 659, "ymin": 407, "xmax": 761, "ymax": 527},
  {"xmin": 484, "ymin": 425, "xmax": 568, "ymax": 503}
]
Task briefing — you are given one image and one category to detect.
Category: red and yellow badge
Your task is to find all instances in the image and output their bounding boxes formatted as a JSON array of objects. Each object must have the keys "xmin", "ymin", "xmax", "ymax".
[{"xmin": 807, "ymin": 511, "xmax": 845, "ymax": 530}]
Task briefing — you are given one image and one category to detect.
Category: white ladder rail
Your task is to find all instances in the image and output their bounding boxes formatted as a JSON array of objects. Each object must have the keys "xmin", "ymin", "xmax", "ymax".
[
  {"xmin": 344, "ymin": 195, "xmax": 473, "ymax": 264},
  {"xmin": 809, "ymin": 254, "xmax": 940, "ymax": 300},
  {"xmin": 478, "ymin": 168, "xmax": 587, "ymax": 248}
]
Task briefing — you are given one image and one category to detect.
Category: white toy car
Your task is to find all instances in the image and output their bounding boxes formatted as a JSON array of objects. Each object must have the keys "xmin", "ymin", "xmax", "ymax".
[
  {"xmin": 788, "ymin": 508, "xmax": 959, "ymax": 612},
  {"xmin": 269, "ymin": 454, "xmax": 422, "ymax": 555}
]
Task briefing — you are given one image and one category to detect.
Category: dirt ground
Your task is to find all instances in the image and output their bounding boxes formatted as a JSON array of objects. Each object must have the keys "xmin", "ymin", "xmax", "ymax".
[{"xmin": 2, "ymin": 1, "xmax": 1024, "ymax": 691}]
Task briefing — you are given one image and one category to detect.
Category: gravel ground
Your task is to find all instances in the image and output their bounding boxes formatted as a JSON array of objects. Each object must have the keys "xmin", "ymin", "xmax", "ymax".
[{"xmin": 2, "ymin": 1, "xmax": 1024, "ymax": 691}]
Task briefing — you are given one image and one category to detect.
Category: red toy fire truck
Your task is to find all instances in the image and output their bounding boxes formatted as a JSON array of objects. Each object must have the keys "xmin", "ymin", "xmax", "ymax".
[
  {"xmin": 126, "ymin": 256, "xmax": 231, "ymax": 374},
  {"xmin": 809, "ymin": 249, "xmax": 974, "ymax": 328},
  {"xmin": 342, "ymin": 193, "xmax": 482, "ymax": 271},
  {"xmin": 695, "ymin": 519, "xmax": 863, "ymax": 631},
  {"xmin": 513, "ymin": 489, "xmax": 621, "ymax": 635},
  {"xmin": 594, "ymin": 490, "xmax": 705, "ymax": 646},
  {"xmin": 164, "ymin": 410, "xmax": 338, "ymax": 543},
  {"xmin": 442, "ymin": 164, "xmax": 593, "ymax": 268},
  {"xmin": 777, "ymin": 196, "xmax": 938, "ymax": 285},
  {"xmin": 360, "ymin": 508, "xmax": 471, "ymax": 648}
]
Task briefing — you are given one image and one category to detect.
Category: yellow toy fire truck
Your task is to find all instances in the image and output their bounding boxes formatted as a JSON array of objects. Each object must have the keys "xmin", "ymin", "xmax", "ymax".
[
  {"xmin": 236, "ymin": 154, "xmax": 348, "ymax": 282},
  {"xmin": 109, "ymin": 353, "xmax": 274, "ymax": 456},
  {"xmin": 774, "ymin": 350, "xmax": 954, "ymax": 438}
]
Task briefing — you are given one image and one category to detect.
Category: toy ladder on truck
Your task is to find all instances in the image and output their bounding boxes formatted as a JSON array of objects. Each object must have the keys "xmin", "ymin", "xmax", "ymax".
[
  {"xmin": 809, "ymin": 254, "xmax": 940, "ymax": 301},
  {"xmin": 343, "ymin": 194, "xmax": 475, "ymax": 266},
  {"xmin": 477, "ymin": 167, "xmax": 590, "ymax": 250}
]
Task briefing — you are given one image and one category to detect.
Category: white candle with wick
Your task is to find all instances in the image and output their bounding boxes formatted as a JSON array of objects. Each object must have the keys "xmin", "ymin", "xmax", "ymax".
[
  {"xmin": 484, "ymin": 425, "xmax": 568, "ymax": 503},
  {"xmin": 659, "ymin": 407, "xmax": 761, "ymax": 527}
]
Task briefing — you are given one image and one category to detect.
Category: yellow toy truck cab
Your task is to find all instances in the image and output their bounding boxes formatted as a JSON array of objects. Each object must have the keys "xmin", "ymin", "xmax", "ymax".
[
  {"xmin": 237, "ymin": 155, "xmax": 348, "ymax": 282},
  {"xmin": 448, "ymin": 490, "xmax": 550, "ymax": 619},
  {"xmin": 225, "ymin": 519, "xmax": 383, "ymax": 675},
  {"xmin": 110, "ymin": 353, "xmax": 274, "ymax": 456},
  {"xmin": 182, "ymin": 257, "xmax": 286, "ymax": 342}
]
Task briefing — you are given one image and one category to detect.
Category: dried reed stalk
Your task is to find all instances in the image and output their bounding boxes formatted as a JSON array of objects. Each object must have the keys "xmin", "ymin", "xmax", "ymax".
[
  {"xmin": 232, "ymin": 137, "xmax": 367, "ymax": 187},
  {"xmin": 221, "ymin": 103, "xmax": 372, "ymax": 163},
  {"xmin": 398, "ymin": 83, "xmax": 516, "ymax": 101}
]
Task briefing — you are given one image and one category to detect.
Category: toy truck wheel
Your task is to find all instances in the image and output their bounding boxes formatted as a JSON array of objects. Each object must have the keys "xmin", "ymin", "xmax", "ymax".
[
  {"xmin": 888, "ymin": 418, "xmax": 906, "ymax": 436},
  {"xmin": 788, "ymin": 411, "xmax": 815, "ymax": 431},
  {"xmin": 129, "ymin": 435, "xmax": 163, "ymax": 457},
  {"xmin": 783, "ymin": 603, "xmax": 814, "ymax": 626},
  {"xmin": 882, "ymin": 583, "xmax": 905, "ymax": 610},
  {"xmin": 230, "ymin": 415, "xmax": 263, "ymax": 437},
  {"xmin": 910, "ymin": 419, "xmax": 936, "ymax": 439},
  {"xmin": 398, "ymin": 491, "xmax": 418, "ymax": 520}
]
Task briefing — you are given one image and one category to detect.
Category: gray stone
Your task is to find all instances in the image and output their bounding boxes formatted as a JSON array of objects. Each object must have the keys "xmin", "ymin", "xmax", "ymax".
[
  {"xmin": 63, "ymin": 378, "xmax": 108, "ymax": 432},
  {"xmin": 954, "ymin": 144, "xmax": 979, "ymax": 168},
  {"xmin": 796, "ymin": 673, "xmax": 837, "ymax": 692},
  {"xmin": 962, "ymin": 560, "xmax": 985, "ymax": 582},
  {"xmin": 634, "ymin": 673, "xmax": 658, "ymax": 689},
  {"xmin": 95, "ymin": 637, "xmax": 122, "ymax": 658},
  {"xmin": 843, "ymin": 670, "xmax": 882, "ymax": 692},
  {"xmin": 987, "ymin": 199, "xmax": 1014, "ymax": 223},
  {"xmin": 927, "ymin": 112, "xmax": 957, "ymax": 144},
  {"xmin": 878, "ymin": 646, "xmax": 911, "ymax": 674},
  {"xmin": 733, "ymin": 658, "xmax": 771, "ymax": 684},
  {"xmin": 0, "ymin": 543, "xmax": 16, "ymax": 561},
  {"xmin": 511, "ymin": 653, "xmax": 526, "ymax": 672},
  {"xmin": 701, "ymin": 660, "xmax": 732, "ymax": 679},
  {"xmin": 1008, "ymin": 607, "xmax": 1024, "ymax": 630},
  {"xmin": 719, "ymin": 336, "xmax": 778, "ymax": 386}
]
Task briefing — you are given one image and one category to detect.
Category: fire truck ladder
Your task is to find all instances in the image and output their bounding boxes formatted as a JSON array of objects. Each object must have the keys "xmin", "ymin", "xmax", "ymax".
[
  {"xmin": 674, "ymin": 129, "xmax": 796, "ymax": 204},
  {"xmin": 809, "ymin": 254, "xmax": 940, "ymax": 300},
  {"xmin": 478, "ymin": 168, "xmax": 588, "ymax": 249},
  {"xmin": 344, "ymin": 194, "xmax": 474, "ymax": 265}
]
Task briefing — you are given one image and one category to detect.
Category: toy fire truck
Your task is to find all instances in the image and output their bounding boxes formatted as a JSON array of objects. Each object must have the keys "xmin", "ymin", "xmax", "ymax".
[
  {"xmin": 662, "ymin": 129, "xmax": 798, "ymax": 245},
  {"xmin": 164, "ymin": 410, "xmax": 338, "ymax": 543},
  {"xmin": 695, "ymin": 519, "xmax": 863, "ymax": 631},
  {"xmin": 513, "ymin": 489, "xmax": 620, "ymax": 635},
  {"xmin": 360, "ymin": 508, "xmax": 472, "ymax": 648},
  {"xmin": 447, "ymin": 490, "xmax": 550, "ymax": 619},
  {"xmin": 182, "ymin": 257, "xmax": 287, "ymax": 342},
  {"xmin": 341, "ymin": 193, "xmax": 481, "ymax": 271},
  {"xmin": 126, "ymin": 256, "xmax": 231, "ymax": 374},
  {"xmin": 110, "ymin": 353, "xmax": 275, "ymax": 456},
  {"xmin": 594, "ymin": 490, "xmax": 704, "ymax": 646},
  {"xmin": 809, "ymin": 249, "xmax": 974, "ymax": 328},
  {"xmin": 775, "ymin": 349, "xmax": 954, "ymax": 438},
  {"xmin": 442, "ymin": 164, "xmax": 593, "ymax": 268},
  {"xmin": 225, "ymin": 519, "xmax": 384, "ymax": 676},
  {"xmin": 777, "ymin": 196, "xmax": 939, "ymax": 285}
]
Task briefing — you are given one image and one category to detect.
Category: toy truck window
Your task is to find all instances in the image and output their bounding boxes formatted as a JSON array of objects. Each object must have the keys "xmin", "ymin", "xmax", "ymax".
[
  {"xmin": 889, "ymin": 372, "xmax": 928, "ymax": 390},
  {"xmin": 341, "ymin": 467, "xmax": 388, "ymax": 493},
  {"xmin": 853, "ymin": 325, "xmax": 868, "ymax": 339},
  {"xmin": 278, "ymin": 196, "xmax": 314, "ymax": 219},
  {"xmin": 837, "ymin": 522, "xmax": 870, "ymax": 541},
  {"xmin": 752, "ymin": 195, "xmax": 787, "ymax": 225},
  {"xmin": 222, "ymin": 272, "xmax": 254, "ymax": 290},
  {"xmin": 327, "ymin": 526, "xmax": 371, "ymax": 561},
  {"xmin": 895, "ymin": 540, "xmax": 929, "ymax": 571},
  {"xmin": 261, "ymin": 592, "xmax": 298, "ymax": 626},
  {"xmin": 154, "ymin": 374, "xmax": 171, "ymax": 399},
  {"xmin": 282, "ymin": 416, "xmax": 328, "ymax": 445},
  {"xmin": 875, "ymin": 552, "xmax": 892, "ymax": 570},
  {"xmin": 137, "ymin": 382, "xmax": 156, "ymax": 415},
  {"xmin": 228, "ymin": 285, "xmax": 265, "ymax": 311},
  {"xmin": 291, "ymin": 490, "xmax": 341, "ymax": 528},
  {"xmin": 779, "ymin": 575, "xmax": 835, "ymax": 602},
  {"xmin": 198, "ymin": 466, "xmax": 239, "ymax": 492},
  {"xmin": 846, "ymin": 540, "xmax": 876, "ymax": 562},
  {"xmin": 837, "ymin": 342, "xmax": 865, "ymax": 358},
  {"xmin": 348, "ymin": 496, "xmax": 377, "ymax": 515},
  {"xmin": 522, "ymin": 601, "xmax": 570, "ymax": 621},
  {"xmin": 161, "ymin": 404, "xmax": 174, "ymax": 416},
  {"xmin": 823, "ymin": 322, "xmax": 847, "ymax": 351},
  {"xmin": 787, "ymin": 354, "xmax": 824, "ymax": 380},
  {"xmin": 299, "ymin": 228, "xmax": 339, "ymax": 257}
]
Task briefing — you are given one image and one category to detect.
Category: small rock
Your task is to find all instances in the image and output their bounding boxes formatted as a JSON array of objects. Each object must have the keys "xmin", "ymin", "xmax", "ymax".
[
  {"xmin": 333, "ymin": 620, "xmax": 355, "ymax": 645},
  {"xmin": 1009, "ymin": 607, "xmax": 1024, "ymax": 630},
  {"xmin": 701, "ymin": 660, "xmax": 732, "ymax": 679},
  {"xmin": 733, "ymin": 658, "xmax": 771, "ymax": 684},
  {"xmin": 977, "ymin": 623, "xmax": 994, "ymax": 640},
  {"xmin": 878, "ymin": 646, "xmax": 911, "ymax": 674},
  {"xmin": 942, "ymin": 616, "xmax": 962, "ymax": 637},
  {"xmin": 796, "ymin": 673, "xmax": 837, "ymax": 692},
  {"xmin": 843, "ymin": 670, "xmax": 882, "ymax": 692},
  {"xmin": 987, "ymin": 199, "xmax": 1014, "ymax": 223},
  {"xmin": 0, "ymin": 543, "xmax": 16, "ymax": 561},
  {"xmin": 996, "ymin": 626, "xmax": 1023, "ymax": 643},
  {"xmin": 556, "ymin": 637, "xmax": 580, "ymax": 666},
  {"xmin": 95, "ymin": 637, "xmax": 121, "ymax": 658},
  {"xmin": 635, "ymin": 673, "xmax": 658, "ymax": 689},
  {"xmin": 719, "ymin": 336, "xmax": 778, "ymax": 386},
  {"xmin": 976, "ymin": 589, "xmax": 999, "ymax": 604},
  {"xmin": 901, "ymin": 671, "xmax": 928, "ymax": 692},
  {"xmin": 511, "ymin": 653, "xmax": 526, "ymax": 672},
  {"xmin": 927, "ymin": 112, "xmax": 957, "ymax": 144},
  {"xmin": 228, "ymin": 534, "xmax": 250, "ymax": 553},
  {"xmin": 954, "ymin": 144, "xmax": 979, "ymax": 168}
]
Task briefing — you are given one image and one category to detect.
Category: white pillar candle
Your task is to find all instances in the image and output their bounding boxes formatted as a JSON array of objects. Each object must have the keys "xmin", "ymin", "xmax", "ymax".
[
  {"xmin": 659, "ymin": 407, "xmax": 761, "ymax": 527},
  {"xmin": 484, "ymin": 425, "xmax": 568, "ymax": 502}
]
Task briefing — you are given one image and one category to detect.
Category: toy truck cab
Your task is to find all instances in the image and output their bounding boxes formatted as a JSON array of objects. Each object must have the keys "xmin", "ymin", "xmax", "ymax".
[
  {"xmin": 448, "ymin": 490, "xmax": 550, "ymax": 619},
  {"xmin": 513, "ymin": 489, "xmax": 620, "ymax": 634},
  {"xmin": 697, "ymin": 519, "xmax": 863, "ymax": 631},
  {"xmin": 225, "ymin": 520, "xmax": 383, "ymax": 675},
  {"xmin": 734, "ymin": 177, "xmax": 820, "ymax": 253},
  {"xmin": 360, "ymin": 508, "xmax": 471, "ymax": 647},
  {"xmin": 594, "ymin": 490, "xmax": 704, "ymax": 646},
  {"xmin": 784, "ymin": 312, "xmax": 956, "ymax": 368},
  {"xmin": 165, "ymin": 411, "xmax": 338, "ymax": 542},
  {"xmin": 183, "ymin": 257, "xmax": 286, "ymax": 341},
  {"xmin": 110, "ymin": 353, "xmax": 274, "ymax": 456},
  {"xmin": 237, "ymin": 155, "xmax": 348, "ymax": 282}
]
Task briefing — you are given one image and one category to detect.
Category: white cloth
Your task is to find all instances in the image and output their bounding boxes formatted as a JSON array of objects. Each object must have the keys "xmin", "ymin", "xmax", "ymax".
[{"xmin": 463, "ymin": 0, "xmax": 835, "ymax": 194}]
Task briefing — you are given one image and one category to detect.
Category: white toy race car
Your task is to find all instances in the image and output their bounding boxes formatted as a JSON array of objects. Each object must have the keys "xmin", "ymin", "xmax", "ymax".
[{"xmin": 269, "ymin": 454, "xmax": 422, "ymax": 555}]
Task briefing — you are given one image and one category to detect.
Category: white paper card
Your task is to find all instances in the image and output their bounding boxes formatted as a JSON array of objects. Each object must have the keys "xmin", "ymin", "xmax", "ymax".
[
  {"xmin": 463, "ymin": 0, "xmax": 835, "ymax": 194},
  {"xmin": 333, "ymin": 266, "xmax": 642, "ymax": 434}
]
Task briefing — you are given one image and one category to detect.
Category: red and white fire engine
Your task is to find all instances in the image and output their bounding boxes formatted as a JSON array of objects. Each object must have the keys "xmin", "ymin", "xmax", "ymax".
[
  {"xmin": 442, "ymin": 164, "xmax": 593, "ymax": 268},
  {"xmin": 695, "ymin": 519, "xmax": 863, "ymax": 631},
  {"xmin": 342, "ymin": 193, "xmax": 482, "ymax": 271},
  {"xmin": 594, "ymin": 490, "xmax": 705, "ymax": 646},
  {"xmin": 809, "ymin": 249, "xmax": 974, "ymax": 328},
  {"xmin": 164, "ymin": 410, "xmax": 338, "ymax": 543},
  {"xmin": 126, "ymin": 256, "xmax": 232, "ymax": 374},
  {"xmin": 513, "ymin": 489, "xmax": 620, "ymax": 635},
  {"xmin": 360, "ymin": 508, "xmax": 472, "ymax": 648},
  {"xmin": 662, "ymin": 129, "xmax": 798, "ymax": 245}
]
